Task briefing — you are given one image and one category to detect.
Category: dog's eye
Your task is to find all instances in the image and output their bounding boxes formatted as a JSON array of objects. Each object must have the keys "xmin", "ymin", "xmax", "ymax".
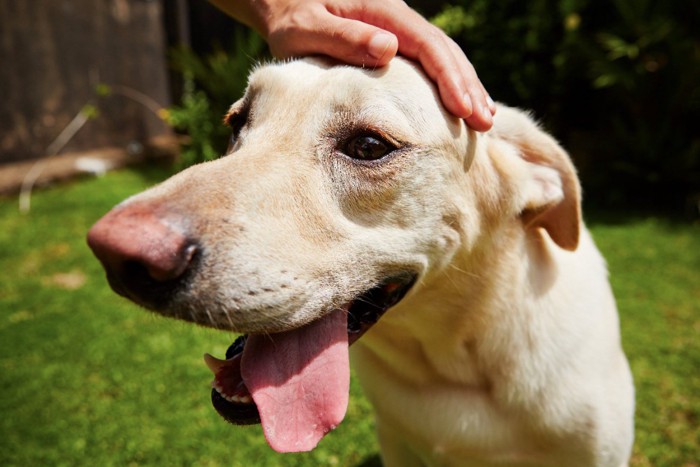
[{"xmin": 345, "ymin": 135, "xmax": 394, "ymax": 161}]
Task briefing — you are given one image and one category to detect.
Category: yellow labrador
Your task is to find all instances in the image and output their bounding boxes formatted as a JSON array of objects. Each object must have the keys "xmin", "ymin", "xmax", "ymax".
[{"xmin": 88, "ymin": 58, "xmax": 634, "ymax": 466}]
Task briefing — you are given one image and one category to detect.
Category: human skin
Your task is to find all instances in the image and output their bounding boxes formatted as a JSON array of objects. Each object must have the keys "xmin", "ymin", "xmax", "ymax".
[{"xmin": 208, "ymin": 0, "xmax": 496, "ymax": 131}]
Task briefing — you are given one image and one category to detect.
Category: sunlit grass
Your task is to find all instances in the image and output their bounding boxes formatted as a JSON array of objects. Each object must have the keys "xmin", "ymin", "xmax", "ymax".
[
  {"xmin": 1, "ymin": 168, "xmax": 698, "ymax": 465},
  {"xmin": 588, "ymin": 215, "xmax": 700, "ymax": 465}
]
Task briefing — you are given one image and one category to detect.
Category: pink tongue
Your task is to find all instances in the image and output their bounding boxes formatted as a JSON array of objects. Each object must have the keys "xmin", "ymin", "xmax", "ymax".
[{"xmin": 241, "ymin": 309, "xmax": 350, "ymax": 453}]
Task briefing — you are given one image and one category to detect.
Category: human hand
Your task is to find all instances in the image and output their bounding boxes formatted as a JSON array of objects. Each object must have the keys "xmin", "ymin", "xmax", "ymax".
[{"xmin": 209, "ymin": 0, "xmax": 496, "ymax": 131}]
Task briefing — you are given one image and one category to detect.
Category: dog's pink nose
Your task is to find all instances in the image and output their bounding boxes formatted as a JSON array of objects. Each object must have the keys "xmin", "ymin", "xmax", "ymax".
[{"xmin": 87, "ymin": 203, "xmax": 196, "ymax": 304}]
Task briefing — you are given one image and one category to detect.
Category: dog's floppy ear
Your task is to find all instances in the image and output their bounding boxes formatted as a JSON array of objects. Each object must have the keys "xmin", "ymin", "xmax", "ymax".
[{"xmin": 492, "ymin": 107, "xmax": 581, "ymax": 251}]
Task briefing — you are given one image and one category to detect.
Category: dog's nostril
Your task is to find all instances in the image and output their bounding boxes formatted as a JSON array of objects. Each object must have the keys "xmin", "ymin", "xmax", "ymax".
[
  {"xmin": 87, "ymin": 204, "xmax": 198, "ymax": 305},
  {"xmin": 120, "ymin": 241, "xmax": 197, "ymax": 283},
  {"xmin": 139, "ymin": 241, "xmax": 198, "ymax": 282}
]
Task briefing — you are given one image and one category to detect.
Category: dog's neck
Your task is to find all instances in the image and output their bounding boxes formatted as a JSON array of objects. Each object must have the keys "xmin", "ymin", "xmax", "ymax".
[{"xmin": 356, "ymin": 225, "xmax": 566, "ymax": 389}]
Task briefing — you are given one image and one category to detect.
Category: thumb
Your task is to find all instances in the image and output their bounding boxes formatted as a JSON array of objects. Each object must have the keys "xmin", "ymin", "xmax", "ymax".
[
  {"xmin": 365, "ymin": 30, "xmax": 399, "ymax": 65},
  {"xmin": 269, "ymin": 12, "xmax": 398, "ymax": 67}
]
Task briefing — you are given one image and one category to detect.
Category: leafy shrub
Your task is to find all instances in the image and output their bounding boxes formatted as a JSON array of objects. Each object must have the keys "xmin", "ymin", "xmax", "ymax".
[
  {"xmin": 563, "ymin": 1, "xmax": 699, "ymax": 210},
  {"xmin": 166, "ymin": 30, "xmax": 268, "ymax": 167},
  {"xmin": 429, "ymin": 0, "xmax": 700, "ymax": 211}
]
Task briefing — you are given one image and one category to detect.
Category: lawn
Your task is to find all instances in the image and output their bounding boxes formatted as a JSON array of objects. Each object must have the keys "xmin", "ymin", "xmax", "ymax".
[{"xmin": 1, "ymin": 167, "xmax": 698, "ymax": 466}]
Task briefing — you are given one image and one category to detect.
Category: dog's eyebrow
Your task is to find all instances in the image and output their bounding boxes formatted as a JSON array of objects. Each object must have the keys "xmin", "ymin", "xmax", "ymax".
[
  {"xmin": 387, "ymin": 93, "xmax": 434, "ymax": 135},
  {"xmin": 333, "ymin": 89, "xmax": 431, "ymax": 138}
]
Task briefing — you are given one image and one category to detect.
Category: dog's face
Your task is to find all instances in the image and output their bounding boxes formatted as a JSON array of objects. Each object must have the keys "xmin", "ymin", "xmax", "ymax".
[
  {"xmin": 90, "ymin": 58, "xmax": 483, "ymax": 333},
  {"xmin": 88, "ymin": 58, "xmax": 580, "ymax": 453}
]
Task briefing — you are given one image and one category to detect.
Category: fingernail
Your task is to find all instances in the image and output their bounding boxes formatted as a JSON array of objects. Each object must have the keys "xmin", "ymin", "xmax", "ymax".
[
  {"xmin": 481, "ymin": 103, "xmax": 493, "ymax": 125},
  {"xmin": 368, "ymin": 32, "xmax": 396, "ymax": 60},
  {"xmin": 486, "ymin": 95, "xmax": 495, "ymax": 111},
  {"xmin": 462, "ymin": 93, "xmax": 474, "ymax": 118}
]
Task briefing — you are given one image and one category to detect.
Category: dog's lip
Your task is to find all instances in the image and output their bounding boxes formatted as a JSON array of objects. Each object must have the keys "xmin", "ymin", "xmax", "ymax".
[
  {"xmin": 346, "ymin": 272, "xmax": 417, "ymax": 345},
  {"xmin": 205, "ymin": 272, "xmax": 417, "ymax": 426}
]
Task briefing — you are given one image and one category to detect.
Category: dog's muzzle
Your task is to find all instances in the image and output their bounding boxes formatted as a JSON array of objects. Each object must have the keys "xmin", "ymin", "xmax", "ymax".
[
  {"xmin": 87, "ymin": 198, "xmax": 418, "ymax": 452},
  {"xmin": 205, "ymin": 272, "xmax": 416, "ymax": 425}
]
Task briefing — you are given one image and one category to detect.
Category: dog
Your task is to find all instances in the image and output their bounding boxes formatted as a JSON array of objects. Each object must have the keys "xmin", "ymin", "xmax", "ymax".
[{"xmin": 88, "ymin": 57, "xmax": 635, "ymax": 466}]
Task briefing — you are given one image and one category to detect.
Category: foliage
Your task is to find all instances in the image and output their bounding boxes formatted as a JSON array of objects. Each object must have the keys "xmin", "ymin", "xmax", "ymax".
[
  {"xmin": 164, "ymin": 2, "xmax": 698, "ymax": 210},
  {"xmin": 166, "ymin": 30, "xmax": 268, "ymax": 167},
  {"xmin": 428, "ymin": 0, "xmax": 700, "ymax": 211},
  {"xmin": 563, "ymin": 1, "xmax": 700, "ymax": 210},
  {"xmin": 1, "ymin": 172, "xmax": 698, "ymax": 465}
]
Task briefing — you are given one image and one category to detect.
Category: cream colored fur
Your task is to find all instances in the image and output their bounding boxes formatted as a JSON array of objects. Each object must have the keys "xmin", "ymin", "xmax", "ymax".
[{"xmin": 118, "ymin": 58, "xmax": 634, "ymax": 466}]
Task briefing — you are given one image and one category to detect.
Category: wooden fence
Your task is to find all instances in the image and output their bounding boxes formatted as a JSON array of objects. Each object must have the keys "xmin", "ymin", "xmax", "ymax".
[{"xmin": 0, "ymin": 0, "xmax": 173, "ymax": 165}]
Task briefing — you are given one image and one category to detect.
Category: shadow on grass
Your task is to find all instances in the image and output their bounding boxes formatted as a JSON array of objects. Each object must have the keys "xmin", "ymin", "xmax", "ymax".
[
  {"xmin": 583, "ymin": 204, "xmax": 700, "ymax": 228},
  {"xmin": 356, "ymin": 454, "xmax": 382, "ymax": 467}
]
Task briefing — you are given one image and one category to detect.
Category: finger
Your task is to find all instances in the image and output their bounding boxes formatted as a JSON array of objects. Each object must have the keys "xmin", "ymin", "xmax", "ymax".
[
  {"xmin": 405, "ymin": 25, "xmax": 494, "ymax": 130},
  {"xmin": 267, "ymin": 7, "xmax": 398, "ymax": 67},
  {"xmin": 343, "ymin": 4, "xmax": 495, "ymax": 130},
  {"xmin": 422, "ymin": 31, "xmax": 477, "ymax": 120},
  {"xmin": 443, "ymin": 37, "xmax": 494, "ymax": 131}
]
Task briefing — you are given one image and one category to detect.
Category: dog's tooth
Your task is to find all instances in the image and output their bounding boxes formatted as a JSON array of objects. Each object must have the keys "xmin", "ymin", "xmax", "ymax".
[
  {"xmin": 204, "ymin": 353, "xmax": 227, "ymax": 374},
  {"xmin": 227, "ymin": 394, "xmax": 253, "ymax": 404}
]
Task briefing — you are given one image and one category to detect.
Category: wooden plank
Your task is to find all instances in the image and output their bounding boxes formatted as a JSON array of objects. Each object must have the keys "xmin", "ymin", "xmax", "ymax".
[
  {"xmin": 0, "ymin": 0, "xmax": 171, "ymax": 164},
  {"xmin": 0, "ymin": 135, "xmax": 180, "ymax": 197}
]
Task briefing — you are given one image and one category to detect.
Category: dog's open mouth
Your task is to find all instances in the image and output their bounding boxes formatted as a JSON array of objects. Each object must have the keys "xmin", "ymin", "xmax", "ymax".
[{"xmin": 203, "ymin": 273, "xmax": 416, "ymax": 452}]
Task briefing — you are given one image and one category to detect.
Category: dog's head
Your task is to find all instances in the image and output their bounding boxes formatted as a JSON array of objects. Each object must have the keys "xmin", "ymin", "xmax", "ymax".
[{"xmin": 87, "ymin": 57, "xmax": 580, "ymax": 452}]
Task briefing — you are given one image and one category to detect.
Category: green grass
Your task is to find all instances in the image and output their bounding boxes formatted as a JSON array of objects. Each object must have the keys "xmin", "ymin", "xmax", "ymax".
[
  {"xmin": 1, "ymin": 168, "xmax": 698, "ymax": 466},
  {"xmin": 587, "ymin": 213, "xmax": 700, "ymax": 466}
]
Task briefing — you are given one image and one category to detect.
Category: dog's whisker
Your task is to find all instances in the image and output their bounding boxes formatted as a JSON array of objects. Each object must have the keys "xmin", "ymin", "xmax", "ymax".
[
  {"xmin": 204, "ymin": 307, "xmax": 216, "ymax": 328},
  {"xmin": 442, "ymin": 273, "xmax": 462, "ymax": 292},
  {"xmin": 351, "ymin": 296, "xmax": 375, "ymax": 306},
  {"xmin": 448, "ymin": 263, "xmax": 482, "ymax": 280},
  {"xmin": 187, "ymin": 308, "xmax": 198, "ymax": 325},
  {"xmin": 223, "ymin": 309, "xmax": 236, "ymax": 330}
]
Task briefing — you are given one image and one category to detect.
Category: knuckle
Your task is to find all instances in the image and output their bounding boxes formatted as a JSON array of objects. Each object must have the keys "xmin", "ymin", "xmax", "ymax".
[
  {"xmin": 268, "ymin": 4, "xmax": 321, "ymax": 37},
  {"xmin": 267, "ymin": 5, "xmax": 326, "ymax": 57}
]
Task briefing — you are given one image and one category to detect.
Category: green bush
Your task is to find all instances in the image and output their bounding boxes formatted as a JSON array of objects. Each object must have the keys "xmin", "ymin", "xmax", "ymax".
[
  {"xmin": 429, "ymin": 0, "xmax": 700, "ymax": 211},
  {"xmin": 166, "ymin": 30, "xmax": 268, "ymax": 167}
]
